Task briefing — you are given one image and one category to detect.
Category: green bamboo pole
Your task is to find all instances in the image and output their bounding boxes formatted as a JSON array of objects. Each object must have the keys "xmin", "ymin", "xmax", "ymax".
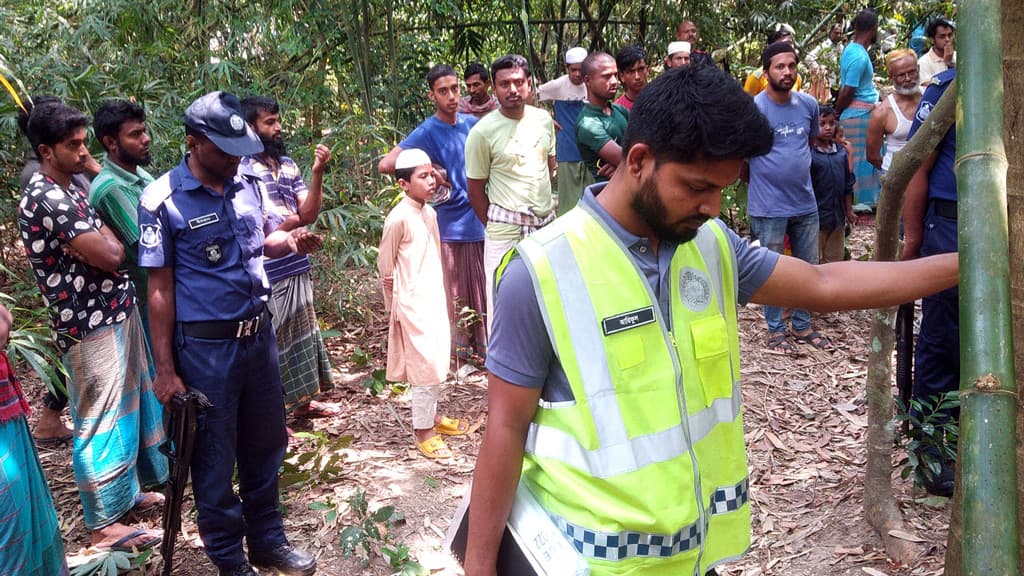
[{"xmin": 957, "ymin": 0, "xmax": 1020, "ymax": 574}]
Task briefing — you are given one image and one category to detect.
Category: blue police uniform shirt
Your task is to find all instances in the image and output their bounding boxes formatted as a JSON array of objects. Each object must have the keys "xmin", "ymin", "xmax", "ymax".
[
  {"xmin": 908, "ymin": 69, "xmax": 957, "ymax": 202},
  {"xmin": 138, "ymin": 155, "xmax": 272, "ymax": 322}
]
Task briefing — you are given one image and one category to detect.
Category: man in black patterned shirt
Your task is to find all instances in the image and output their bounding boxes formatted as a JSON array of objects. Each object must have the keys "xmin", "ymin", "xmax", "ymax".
[{"xmin": 18, "ymin": 101, "xmax": 166, "ymax": 552}]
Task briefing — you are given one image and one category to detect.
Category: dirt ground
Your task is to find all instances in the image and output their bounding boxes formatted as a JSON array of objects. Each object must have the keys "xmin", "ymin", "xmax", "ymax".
[{"xmin": 32, "ymin": 223, "xmax": 953, "ymax": 575}]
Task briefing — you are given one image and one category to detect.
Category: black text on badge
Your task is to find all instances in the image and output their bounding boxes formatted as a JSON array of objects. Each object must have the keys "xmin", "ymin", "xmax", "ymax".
[
  {"xmin": 602, "ymin": 306, "xmax": 656, "ymax": 336},
  {"xmin": 189, "ymin": 213, "xmax": 220, "ymax": 229}
]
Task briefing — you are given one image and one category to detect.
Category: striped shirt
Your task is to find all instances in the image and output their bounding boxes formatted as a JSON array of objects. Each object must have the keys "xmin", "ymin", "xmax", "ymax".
[
  {"xmin": 89, "ymin": 160, "xmax": 155, "ymax": 303},
  {"xmin": 241, "ymin": 155, "xmax": 312, "ymax": 284}
]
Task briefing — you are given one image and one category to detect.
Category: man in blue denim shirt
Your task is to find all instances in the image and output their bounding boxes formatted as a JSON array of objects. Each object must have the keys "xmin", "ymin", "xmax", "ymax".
[{"xmin": 139, "ymin": 91, "xmax": 321, "ymax": 576}]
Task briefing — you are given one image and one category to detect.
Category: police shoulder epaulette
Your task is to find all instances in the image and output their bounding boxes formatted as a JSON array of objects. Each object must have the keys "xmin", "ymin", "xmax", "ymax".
[{"xmin": 140, "ymin": 173, "xmax": 174, "ymax": 212}]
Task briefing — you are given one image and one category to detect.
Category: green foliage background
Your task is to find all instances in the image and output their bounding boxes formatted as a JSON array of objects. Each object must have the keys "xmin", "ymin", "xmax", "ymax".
[{"xmin": 0, "ymin": 0, "xmax": 954, "ymax": 324}]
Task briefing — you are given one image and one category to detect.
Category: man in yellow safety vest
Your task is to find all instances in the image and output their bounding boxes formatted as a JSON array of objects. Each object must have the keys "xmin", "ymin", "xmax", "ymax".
[{"xmin": 464, "ymin": 65, "xmax": 958, "ymax": 576}]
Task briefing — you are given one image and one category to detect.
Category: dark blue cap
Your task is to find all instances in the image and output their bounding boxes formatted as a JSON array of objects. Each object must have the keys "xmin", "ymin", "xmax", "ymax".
[{"xmin": 184, "ymin": 91, "xmax": 263, "ymax": 157}]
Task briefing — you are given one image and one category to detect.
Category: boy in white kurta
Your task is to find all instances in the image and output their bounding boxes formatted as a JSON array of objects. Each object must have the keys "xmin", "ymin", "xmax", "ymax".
[{"xmin": 379, "ymin": 149, "xmax": 472, "ymax": 459}]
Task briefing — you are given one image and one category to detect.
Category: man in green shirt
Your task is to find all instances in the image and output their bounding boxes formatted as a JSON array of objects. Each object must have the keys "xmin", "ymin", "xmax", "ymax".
[
  {"xmin": 89, "ymin": 100, "xmax": 156, "ymax": 325},
  {"xmin": 465, "ymin": 54, "xmax": 557, "ymax": 332},
  {"xmin": 575, "ymin": 51, "xmax": 629, "ymax": 181}
]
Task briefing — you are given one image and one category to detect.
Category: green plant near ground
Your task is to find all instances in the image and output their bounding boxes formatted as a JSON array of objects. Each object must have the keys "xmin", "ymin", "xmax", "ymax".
[
  {"xmin": 339, "ymin": 488, "xmax": 427, "ymax": 575},
  {"xmin": 67, "ymin": 548, "xmax": 151, "ymax": 576},
  {"xmin": 1, "ymin": 280, "xmax": 67, "ymax": 396},
  {"xmin": 362, "ymin": 368, "xmax": 407, "ymax": 397},
  {"xmin": 349, "ymin": 347, "xmax": 372, "ymax": 368},
  {"xmin": 895, "ymin": 391, "xmax": 960, "ymax": 490},
  {"xmin": 279, "ymin": 430, "xmax": 353, "ymax": 490}
]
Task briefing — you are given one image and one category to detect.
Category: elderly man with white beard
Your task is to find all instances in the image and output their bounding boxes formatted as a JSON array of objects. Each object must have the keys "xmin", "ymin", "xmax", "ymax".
[{"xmin": 866, "ymin": 49, "xmax": 923, "ymax": 176}]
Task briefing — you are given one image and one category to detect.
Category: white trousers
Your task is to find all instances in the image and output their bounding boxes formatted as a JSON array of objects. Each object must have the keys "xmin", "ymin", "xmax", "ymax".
[{"xmin": 411, "ymin": 384, "xmax": 440, "ymax": 430}]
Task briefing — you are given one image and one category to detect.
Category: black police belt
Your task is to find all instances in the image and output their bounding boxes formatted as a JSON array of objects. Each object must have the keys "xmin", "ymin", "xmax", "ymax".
[
  {"xmin": 180, "ymin": 306, "xmax": 270, "ymax": 340},
  {"xmin": 931, "ymin": 198, "xmax": 957, "ymax": 220}
]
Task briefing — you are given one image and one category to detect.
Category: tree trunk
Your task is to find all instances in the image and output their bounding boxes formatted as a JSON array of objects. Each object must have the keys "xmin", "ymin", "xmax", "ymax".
[
  {"xmin": 1003, "ymin": 0, "xmax": 1024, "ymax": 573},
  {"xmin": 865, "ymin": 83, "xmax": 957, "ymax": 565}
]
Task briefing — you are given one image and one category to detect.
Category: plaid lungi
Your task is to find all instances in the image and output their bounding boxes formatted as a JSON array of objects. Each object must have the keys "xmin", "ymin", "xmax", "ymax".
[
  {"xmin": 267, "ymin": 272, "xmax": 334, "ymax": 411},
  {"xmin": 63, "ymin": 310, "xmax": 167, "ymax": 529}
]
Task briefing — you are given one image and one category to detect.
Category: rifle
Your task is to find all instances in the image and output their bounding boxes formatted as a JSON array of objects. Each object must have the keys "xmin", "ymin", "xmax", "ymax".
[
  {"xmin": 895, "ymin": 302, "xmax": 915, "ymax": 434},
  {"xmin": 160, "ymin": 389, "xmax": 211, "ymax": 576}
]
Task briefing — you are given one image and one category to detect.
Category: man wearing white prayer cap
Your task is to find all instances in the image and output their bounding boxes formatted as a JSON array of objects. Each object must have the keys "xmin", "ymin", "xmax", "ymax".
[
  {"xmin": 537, "ymin": 46, "xmax": 592, "ymax": 216},
  {"xmin": 666, "ymin": 41, "xmax": 692, "ymax": 68}
]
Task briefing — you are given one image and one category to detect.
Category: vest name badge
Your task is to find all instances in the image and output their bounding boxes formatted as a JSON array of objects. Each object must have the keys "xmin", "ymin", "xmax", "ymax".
[{"xmin": 602, "ymin": 306, "xmax": 655, "ymax": 336}]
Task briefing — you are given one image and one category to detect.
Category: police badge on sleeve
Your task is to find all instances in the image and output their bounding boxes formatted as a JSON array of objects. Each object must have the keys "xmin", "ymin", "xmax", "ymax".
[{"xmin": 140, "ymin": 223, "xmax": 161, "ymax": 248}]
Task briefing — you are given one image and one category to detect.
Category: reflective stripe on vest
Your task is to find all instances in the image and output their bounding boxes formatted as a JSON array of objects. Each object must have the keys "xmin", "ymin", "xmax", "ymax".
[
  {"xmin": 524, "ymin": 383, "xmax": 741, "ymax": 478},
  {"xmin": 514, "ymin": 205, "xmax": 750, "ymax": 573},
  {"xmin": 552, "ymin": 478, "xmax": 749, "ymax": 561},
  {"xmin": 519, "ymin": 221, "xmax": 740, "ymax": 478}
]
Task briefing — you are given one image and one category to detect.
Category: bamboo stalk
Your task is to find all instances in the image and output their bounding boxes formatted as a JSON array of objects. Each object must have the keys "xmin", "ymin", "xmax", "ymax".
[{"xmin": 956, "ymin": 0, "xmax": 1020, "ymax": 574}]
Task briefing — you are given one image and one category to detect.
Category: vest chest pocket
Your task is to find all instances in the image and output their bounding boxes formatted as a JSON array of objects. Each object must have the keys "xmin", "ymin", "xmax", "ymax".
[
  {"xmin": 689, "ymin": 314, "xmax": 732, "ymax": 406},
  {"xmin": 608, "ymin": 332, "xmax": 645, "ymax": 372}
]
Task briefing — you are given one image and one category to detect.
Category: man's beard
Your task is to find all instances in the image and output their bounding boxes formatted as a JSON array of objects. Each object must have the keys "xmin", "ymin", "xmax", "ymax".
[
  {"xmin": 260, "ymin": 135, "xmax": 287, "ymax": 160},
  {"xmin": 631, "ymin": 177, "xmax": 705, "ymax": 244},
  {"xmin": 894, "ymin": 83, "xmax": 921, "ymax": 96},
  {"xmin": 119, "ymin": 149, "xmax": 152, "ymax": 167},
  {"xmin": 767, "ymin": 75, "xmax": 794, "ymax": 92}
]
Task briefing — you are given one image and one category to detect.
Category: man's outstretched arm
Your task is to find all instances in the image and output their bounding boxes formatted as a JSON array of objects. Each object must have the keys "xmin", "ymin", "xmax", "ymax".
[{"xmin": 750, "ymin": 252, "xmax": 958, "ymax": 313}]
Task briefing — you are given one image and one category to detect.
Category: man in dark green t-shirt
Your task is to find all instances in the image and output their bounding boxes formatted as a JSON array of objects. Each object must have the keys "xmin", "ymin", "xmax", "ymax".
[{"xmin": 574, "ymin": 51, "xmax": 629, "ymax": 181}]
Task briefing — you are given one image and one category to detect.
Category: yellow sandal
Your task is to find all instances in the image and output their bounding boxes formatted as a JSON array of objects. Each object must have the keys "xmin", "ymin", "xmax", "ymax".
[
  {"xmin": 434, "ymin": 416, "xmax": 473, "ymax": 436},
  {"xmin": 415, "ymin": 435, "xmax": 453, "ymax": 459}
]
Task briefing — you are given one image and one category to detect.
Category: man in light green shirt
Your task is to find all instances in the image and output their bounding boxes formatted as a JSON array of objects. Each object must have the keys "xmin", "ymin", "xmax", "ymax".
[
  {"xmin": 89, "ymin": 100, "xmax": 155, "ymax": 323},
  {"xmin": 465, "ymin": 54, "xmax": 556, "ymax": 332}
]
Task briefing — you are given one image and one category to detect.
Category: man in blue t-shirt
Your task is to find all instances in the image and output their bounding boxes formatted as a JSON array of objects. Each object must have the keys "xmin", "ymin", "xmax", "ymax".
[
  {"xmin": 836, "ymin": 8, "xmax": 881, "ymax": 206},
  {"xmin": 901, "ymin": 68, "xmax": 958, "ymax": 497},
  {"xmin": 746, "ymin": 41, "xmax": 829, "ymax": 353},
  {"xmin": 379, "ymin": 64, "xmax": 487, "ymax": 363}
]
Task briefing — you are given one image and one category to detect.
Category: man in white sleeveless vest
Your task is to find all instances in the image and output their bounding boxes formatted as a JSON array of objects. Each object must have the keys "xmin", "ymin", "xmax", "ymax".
[
  {"xmin": 867, "ymin": 49, "xmax": 922, "ymax": 176},
  {"xmin": 465, "ymin": 65, "xmax": 959, "ymax": 576}
]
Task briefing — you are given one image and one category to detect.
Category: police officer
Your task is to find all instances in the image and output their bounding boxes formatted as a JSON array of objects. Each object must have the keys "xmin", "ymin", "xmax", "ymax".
[
  {"xmin": 139, "ymin": 91, "xmax": 320, "ymax": 576},
  {"xmin": 901, "ymin": 68, "xmax": 959, "ymax": 497}
]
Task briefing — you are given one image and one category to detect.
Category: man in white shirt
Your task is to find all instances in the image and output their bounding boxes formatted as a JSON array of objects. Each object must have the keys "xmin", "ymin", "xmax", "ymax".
[
  {"xmin": 536, "ymin": 47, "xmax": 591, "ymax": 214},
  {"xmin": 918, "ymin": 17, "xmax": 955, "ymax": 86}
]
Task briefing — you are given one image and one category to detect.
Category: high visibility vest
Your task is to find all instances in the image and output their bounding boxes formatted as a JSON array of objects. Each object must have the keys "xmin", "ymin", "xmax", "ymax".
[{"xmin": 503, "ymin": 203, "xmax": 749, "ymax": 576}]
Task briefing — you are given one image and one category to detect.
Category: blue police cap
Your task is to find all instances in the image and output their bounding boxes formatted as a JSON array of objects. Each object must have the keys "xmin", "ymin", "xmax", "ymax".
[{"xmin": 184, "ymin": 91, "xmax": 263, "ymax": 157}]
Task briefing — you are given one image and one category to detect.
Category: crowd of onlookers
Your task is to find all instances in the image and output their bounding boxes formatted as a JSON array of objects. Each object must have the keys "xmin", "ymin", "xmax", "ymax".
[{"xmin": 3, "ymin": 8, "xmax": 962, "ymax": 575}]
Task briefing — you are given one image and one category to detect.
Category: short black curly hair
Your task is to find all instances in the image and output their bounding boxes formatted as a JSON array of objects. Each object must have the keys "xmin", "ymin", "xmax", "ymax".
[
  {"xmin": 926, "ymin": 17, "xmax": 956, "ymax": 38},
  {"xmin": 93, "ymin": 99, "xmax": 146, "ymax": 152},
  {"xmin": 26, "ymin": 101, "xmax": 89, "ymax": 154}
]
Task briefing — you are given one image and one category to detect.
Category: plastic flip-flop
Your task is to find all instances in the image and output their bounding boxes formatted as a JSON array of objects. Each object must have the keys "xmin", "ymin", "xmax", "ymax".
[
  {"xmin": 415, "ymin": 435, "xmax": 453, "ymax": 459},
  {"xmin": 434, "ymin": 416, "xmax": 473, "ymax": 436},
  {"xmin": 103, "ymin": 529, "xmax": 162, "ymax": 553}
]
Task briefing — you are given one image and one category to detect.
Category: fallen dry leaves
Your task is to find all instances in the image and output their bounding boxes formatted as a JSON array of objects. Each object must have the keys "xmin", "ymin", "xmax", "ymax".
[{"xmin": 25, "ymin": 224, "xmax": 953, "ymax": 575}]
